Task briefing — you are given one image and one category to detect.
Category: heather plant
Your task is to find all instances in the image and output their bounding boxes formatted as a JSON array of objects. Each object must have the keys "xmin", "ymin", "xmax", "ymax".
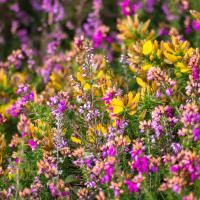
[{"xmin": 0, "ymin": 0, "xmax": 200, "ymax": 200}]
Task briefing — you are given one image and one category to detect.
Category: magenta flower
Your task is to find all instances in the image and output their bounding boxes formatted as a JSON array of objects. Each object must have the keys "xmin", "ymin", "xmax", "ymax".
[
  {"xmin": 15, "ymin": 157, "xmax": 21, "ymax": 164},
  {"xmin": 101, "ymin": 164, "xmax": 114, "ymax": 184},
  {"xmin": 107, "ymin": 146, "xmax": 116, "ymax": 157},
  {"xmin": 102, "ymin": 92, "xmax": 114, "ymax": 104},
  {"xmin": 125, "ymin": 179, "xmax": 139, "ymax": 193},
  {"xmin": 28, "ymin": 140, "xmax": 37, "ymax": 151},
  {"xmin": 116, "ymin": 119, "xmax": 121, "ymax": 127},
  {"xmin": 193, "ymin": 128, "xmax": 200, "ymax": 142},
  {"xmin": 151, "ymin": 166, "xmax": 158, "ymax": 173},
  {"xmin": 170, "ymin": 165, "xmax": 180, "ymax": 173},
  {"xmin": 192, "ymin": 65, "xmax": 199, "ymax": 81},
  {"xmin": 92, "ymin": 30, "xmax": 104, "ymax": 48},
  {"xmin": 100, "ymin": 174, "xmax": 111, "ymax": 184},
  {"xmin": 120, "ymin": 0, "xmax": 132, "ymax": 16},
  {"xmin": 132, "ymin": 156, "xmax": 149, "ymax": 173},
  {"xmin": 57, "ymin": 100, "xmax": 66, "ymax": 112},
  {"xmin": 192, "ymin": 20, "xmax": 200, "ymax": 31}
]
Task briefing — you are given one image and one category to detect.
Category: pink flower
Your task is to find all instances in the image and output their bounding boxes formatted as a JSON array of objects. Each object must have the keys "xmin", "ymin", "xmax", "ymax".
[
  {"xmin": 15, "ymin": 157, "xmax": 21, "ymax": 164},
  {"xmin": 156, "ymin": 89, "xmax": 161, "ymax": 98},
  {"xmin": 165, "ymin": 88, "xmax": 172, "ymax": 96},
  {"xmin": 28, "ymin": 140, "xmax": 37, "ymax": 151},
  {"xmin": 172, "ymin": 183, "xmax": 181, "ymax": 193},
  {"xmin": 21, "ymin": 132, "xmax": 27, "ymax": 137}
]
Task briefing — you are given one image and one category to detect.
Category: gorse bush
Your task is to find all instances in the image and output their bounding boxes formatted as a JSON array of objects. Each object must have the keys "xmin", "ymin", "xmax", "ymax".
[{"xmin": 0, "ymin": 0, "xmax": 200, "ymax": 199}]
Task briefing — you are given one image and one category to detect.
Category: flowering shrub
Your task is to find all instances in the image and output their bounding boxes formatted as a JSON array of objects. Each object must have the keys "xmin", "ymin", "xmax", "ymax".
[{"xmin": 0, "ymin": 0, "xmax": 200, "ymax": 199}]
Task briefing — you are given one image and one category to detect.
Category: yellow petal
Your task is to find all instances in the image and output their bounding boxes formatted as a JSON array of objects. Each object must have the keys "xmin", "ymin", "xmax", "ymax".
[
  {"xmin": 83, "ymin": 83, "xmax": 91, "ymax": 91},
  {"xmin": 96, "ymin": 124, "xmax": 107, "ymax": 135},
  {"xmin": 76, "ymin": 72, "xmax": 85, "ymax": 85},
  {"xmin": 136, "ymin": 77, "xmax": 146, "ymax": 88},
  {"xmin": 8, "ymin": 173, "xmax": 14, "ymax": 180},
  {"xmin": 127, "ymin": 92, "xmax": 134, "ymax": 104},
  {"xmin": 176, "ymin": 62, "xmax": 190, "ymax": 73},
  {"xmin": 139, "ymin": 109, "xmax": 147, "ymax": 120},
  {"xmin": 110, "ymin": 98, "xmax": 124, "ymax": 114},
  {"xmin": 156, "ymin": 49, "xmax": 161, "ymax": 58},
  {"xmin": 87, "ymin": 130, "xmax": 95, "ymax": 143},
  {"xmin": 125, "ymin": 136, "xmax": 131, "ymax": 143},
  {"xmin": 180, "ymin": 68, "xmax": 190, "ymax": 73},
  {"xmin": 71, "ymin": 136, "xmax": 82, "ymax": 144},
  {"xmin": 129, "ymin": 65, "xmax": 137, "ymax": 73},
  {"xmin": 176, "ymin": 62, "xmax": 186, "ymax": 69},
  {"xmin": 127, "ymin": 92, "xmax": 140, "ymax": 116},
  {"xmin": 142, "ymin": 40, "xmax": 153, "ymax": 56},
  {"xmin": 133, "ymin": 92, "xmax": 140, "ymax": 104},
  {"xmin": 162, "ymin": 43, "xmax": 174, "ymax": 53},
  {"xmin": 141, "ymin": 64, "xmax": 152, "ymax": 71},
  {"xmin": 97, "ymin": 70, "xmax": 104, "ymax": 79},
  {"xmin": 187, "ymin": 48, "xmax": 194, "ymax": 57},
  {"xmin": 180, "ymin": 41, "xmax": 188, "ymax": 50},
  {"xmin": 163, "ymin": 52, "xmax": 181, "ymax": 63}
]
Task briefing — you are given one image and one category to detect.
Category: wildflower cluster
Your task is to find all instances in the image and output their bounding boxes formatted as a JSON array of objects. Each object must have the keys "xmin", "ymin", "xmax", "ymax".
[{"xmin": 0, "ymin": 0, "xmax": 200, "ymax": 199}]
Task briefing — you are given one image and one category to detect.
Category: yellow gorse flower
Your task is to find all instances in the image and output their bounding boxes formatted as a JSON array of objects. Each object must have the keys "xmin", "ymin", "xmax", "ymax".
[
  {"xmin": 136, "ymin": 77, "xmax": 146, "ymax": 88},
  {"xmin": 161, "ymin": 36, "xmax": 194, "ymax": 73},
  {"xmin": 142, "ymin": 40, "xmax": 153, "ymax": 56},
  {"xmin": 141, "ymin": 63, "xmax": 153, "ymax": 71},
  {"xmin": 96, "ymin": 124, "xmax": 107, "ymax": 135},
  {"xmin": 76, "ymin": 72, "xmax": 91, "ymax": 91},
  {"xmin": 110, "ymin": 92, "xmax": 140, "ymax": 116},
  {"xmin": 128, "ymin": 40, "xmax": 161, "ymax": 76},
  {"xmin": 117, "ymin": 15, "xmax": 155, "ymax": 43},
  {"xmin": 87, "ymin": 128, "xmax": 95, "ymax": 143},
  {"xmin": 50, "ymin": 72, "xmax": 62, "ymax": 90},
  {"xmin": 110, "ymin": 98, "xmax": 124, "ymax": 115},
  {"xmin": 84, "ymin": 124, "xmax": 108, "ymax": 144},
  {"xmin": 71, "ymin": 136, "xmax": 82, "ymax": 144}
]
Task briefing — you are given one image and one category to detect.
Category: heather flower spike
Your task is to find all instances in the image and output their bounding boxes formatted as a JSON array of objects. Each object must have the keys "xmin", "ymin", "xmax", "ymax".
[{"xmin": 0, "ymin": 0, "xmax": 199, "ymax": 199}]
